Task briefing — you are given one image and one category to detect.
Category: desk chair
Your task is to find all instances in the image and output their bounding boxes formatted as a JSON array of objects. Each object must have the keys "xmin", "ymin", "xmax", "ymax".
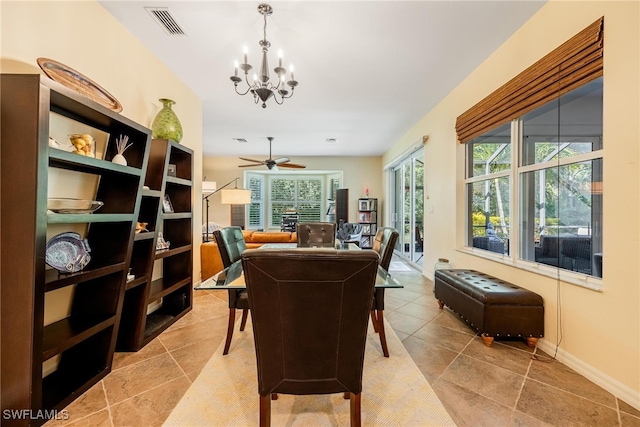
[
  {"xmin": 296, "ymin": 222, "xmax": 336, "ymax": 247},
  {"xmin": 241, "ymin": 248, "xmax": 379, "ymax": 427},
  {"xmin": 370, "ymin": 227, "xmax": 399, "ymax": 357},
  {"xmin": 213, "ymin": 226, "xmax": 250, "ymax": 355}
]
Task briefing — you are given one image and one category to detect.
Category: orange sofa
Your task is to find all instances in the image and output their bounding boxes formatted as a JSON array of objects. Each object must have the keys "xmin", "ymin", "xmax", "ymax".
[{"xmin": 201, "ymin": 230, "xmax": 297, "ymax": 280}]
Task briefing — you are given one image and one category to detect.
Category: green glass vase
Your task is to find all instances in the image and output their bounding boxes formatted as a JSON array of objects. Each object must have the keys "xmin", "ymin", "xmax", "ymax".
[{"xmin": 151, "ymin": 98, "xmax": 183, "ymax": 143}]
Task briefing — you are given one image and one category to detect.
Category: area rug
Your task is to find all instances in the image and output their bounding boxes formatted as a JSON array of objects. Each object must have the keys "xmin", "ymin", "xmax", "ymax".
[
  {"xmin": 164, "ymin": 321, "xmax": 455, "ymax": 426},
  {"xmin": 388, "ymin": 261, "xmax": 412, "ymax": 272}
]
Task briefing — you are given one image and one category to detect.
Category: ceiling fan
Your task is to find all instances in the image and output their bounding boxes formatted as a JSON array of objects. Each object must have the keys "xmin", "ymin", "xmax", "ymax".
[{"xmin": 238, "ymin": 137, "xmax": 306, "ymax": 170}]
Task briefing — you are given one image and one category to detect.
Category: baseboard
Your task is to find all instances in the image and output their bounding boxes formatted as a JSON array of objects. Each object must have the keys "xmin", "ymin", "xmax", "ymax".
[{"xmin": 537, "ymin": 338, "xmax": 640, "ymax": 411}]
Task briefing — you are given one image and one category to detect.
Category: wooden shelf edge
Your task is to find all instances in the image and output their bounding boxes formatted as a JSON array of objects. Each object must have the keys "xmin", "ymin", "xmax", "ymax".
[
  {"xmin": 125, "ymin": 277, "xmax": 147, "ymax": 290},
  {"xmin": 48, "ymin": 213, "xmax": 135, "ymax": 223},
  {"xmin": 154, "ymin": 244, "xmax": 191, "ymax": 259},
  {"xmin": 134, "ymin": 231, "xmax": 155, "ymax": 241},
  {"xmin": 165, "ymin": 176, "xmax": 192, "ymax": 187},
  {"xmin": 161, "ymin": 212, "xmax": 192, "ymax": 220},
  {"xmin": 147, "ymin": 277, "xmax": 191, "ymax": 302},
  {"xmin": 142, "ymin": 189, "xmax": 162, "ymax": 198},
  {"xmin": 43, "ymin": 315, "xmax": 116, "ymax": 361},
  {"xmin": 49, "ymin": 149, "xmax": 143, "ymax": 177},
  {"xmin": 45, "ymin": 263, "xmax": 126, "ymax": 292}
]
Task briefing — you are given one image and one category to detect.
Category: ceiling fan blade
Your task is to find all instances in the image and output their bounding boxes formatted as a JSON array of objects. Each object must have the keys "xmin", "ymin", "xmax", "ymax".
[
  {"xmin": 273, "ymin": 157, "xmax": 290, "ymax": 164},
  {"xmin": 239, "ymin": 157, "xmax": 265, "ymax": 163},
  {"xmin": 278, "ymin": 163, "xmax": 306, "ymax": 169},
  {"xmin": 238, "ymin": 163, "xmax": 263, "ymax": 168}
]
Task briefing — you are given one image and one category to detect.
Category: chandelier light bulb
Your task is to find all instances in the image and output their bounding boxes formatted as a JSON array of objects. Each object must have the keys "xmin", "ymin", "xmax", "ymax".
[
  {"xmin": 229, "ymin": 3, "xmax": 298, "ymax": 108},
  {"xmin": 289, "ymin": 64, "xmax": 295, "ymax": 81}
]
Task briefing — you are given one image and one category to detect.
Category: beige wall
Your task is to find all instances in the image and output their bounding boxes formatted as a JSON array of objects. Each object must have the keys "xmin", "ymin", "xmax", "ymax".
[
  {"xmin": 384, "ymin": 1, "xmax": 640, "ymax": 405},
  {"xmin": 1, "ymin": 1, "xmax": 204, "ymax": 281},
  {"xmin": 203, "ymin": 156, "xmax": 383, "ymax": 228}
]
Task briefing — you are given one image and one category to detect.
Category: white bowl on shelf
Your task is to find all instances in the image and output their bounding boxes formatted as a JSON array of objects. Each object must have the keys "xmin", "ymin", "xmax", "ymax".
[{"xmin": 47, "ymin": 198, "xmax": 103, "ymax": 214}]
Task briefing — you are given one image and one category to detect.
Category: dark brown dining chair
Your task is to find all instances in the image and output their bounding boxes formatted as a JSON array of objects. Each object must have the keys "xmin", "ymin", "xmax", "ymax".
[
  {"xmin": 296, "ymin": 222, "xmax": 336, "ymax": 247},
  {"xmin": 213, "ymin": 226, "xmax": 249, "ymax": 355},
  {"xmin": 241, "ymin": 248, "xmax": 379, "ymax": 427},
  {"xmin": 370, "ymin": 227, "xmax": 399, "ymax": 357}
]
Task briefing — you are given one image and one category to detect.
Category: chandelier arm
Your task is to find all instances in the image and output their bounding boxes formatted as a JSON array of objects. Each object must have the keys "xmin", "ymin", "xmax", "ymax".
[
  {"xmin": 281, "ymin": 88, "xmax": 294, "ymax": 99},
  {"xmin": 272, "ymin": 93, "xmax": 284, "ymax": 105},
  {"xmin": 234, "ymin": 85, "xmax": 253, "ymax": 96}
]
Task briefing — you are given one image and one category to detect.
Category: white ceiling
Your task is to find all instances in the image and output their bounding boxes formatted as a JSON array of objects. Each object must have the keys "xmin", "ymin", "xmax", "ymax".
[{"xmin": 99, "ymin": 1, "xmax": 545, "ymax": 159}]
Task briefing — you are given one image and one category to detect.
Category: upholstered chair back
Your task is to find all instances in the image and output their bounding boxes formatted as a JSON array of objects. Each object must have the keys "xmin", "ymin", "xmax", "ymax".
[
  {"xmin": 296, "ymin": 222, "xmax": 336, "ymax": 247},
  {"xmin": 241, "ymin": 248, "xmax": 379, "ymax": 397},
  {"xmin": 213, "ymin": 226, "xmax": 247, "ymax": 267},
  {"xmin": 371, "ymin": 227, "xmax": 399, "ymax": 271}
]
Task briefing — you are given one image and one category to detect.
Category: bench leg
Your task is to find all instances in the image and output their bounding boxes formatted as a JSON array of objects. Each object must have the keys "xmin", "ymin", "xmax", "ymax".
[
  {"xmin": 437, "ymin": 299, "xmax": 444, "ymax": 309},
  {"xmin": 526, "ymin": 337, "xmax": 538, "ymax": 348},
  {"xmin": 481, "ymin": 334, "xmax": 494, "ymax": 347}
]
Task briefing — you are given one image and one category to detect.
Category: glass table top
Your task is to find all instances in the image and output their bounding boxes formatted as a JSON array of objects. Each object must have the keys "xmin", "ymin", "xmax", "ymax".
[{"xmin": 197, "ymin": 244, "xmax": 403, "ymax": 290}]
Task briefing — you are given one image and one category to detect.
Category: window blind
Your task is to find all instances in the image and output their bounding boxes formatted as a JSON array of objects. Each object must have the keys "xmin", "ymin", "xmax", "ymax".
[{"xmin": 455, "ymin": 17, "xmax": 603, "ymax": 144}]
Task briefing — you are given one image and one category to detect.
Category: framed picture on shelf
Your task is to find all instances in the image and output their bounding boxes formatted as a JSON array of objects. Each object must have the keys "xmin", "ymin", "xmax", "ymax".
[
  {"xmin": 167, "ymin": 164, "xmax": 177, "ymax": 177},
  {"xmin": 359, "ymin": 200, "xmax": 369, "ymax": 211},
  {"xmin": 362, "ymin": 224, "xmax": 371, "ymax": 234},
  {"xmin": 162, "ymin": 194, "xmax": 174, "ymax": 213}
]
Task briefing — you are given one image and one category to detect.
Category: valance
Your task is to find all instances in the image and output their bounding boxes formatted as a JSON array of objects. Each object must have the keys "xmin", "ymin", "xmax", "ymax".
[{"xmin": 455, "ymin": 17, "xmax": 603, "ymax": 144}]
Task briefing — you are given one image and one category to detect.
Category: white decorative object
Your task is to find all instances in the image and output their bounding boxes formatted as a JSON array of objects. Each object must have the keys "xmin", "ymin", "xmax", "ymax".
[{"xmin": 112, "ymin": 134, "xmax": 132, "ymax": 166}]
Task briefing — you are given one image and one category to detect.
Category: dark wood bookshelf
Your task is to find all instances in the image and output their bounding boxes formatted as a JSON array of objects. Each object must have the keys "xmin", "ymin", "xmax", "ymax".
[
  {"xmin": 0, "ymin": 73, "xmax": 152, "ymax": 426},
  {"xmin": 116, "ymin": 139, "xmax": 193, "ymax": 351}
]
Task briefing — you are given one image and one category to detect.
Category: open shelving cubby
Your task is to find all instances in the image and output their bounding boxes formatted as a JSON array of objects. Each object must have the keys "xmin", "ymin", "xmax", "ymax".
[{"xmin": 1, "ymin": 74, "xmax": 151, "ymax": 425}]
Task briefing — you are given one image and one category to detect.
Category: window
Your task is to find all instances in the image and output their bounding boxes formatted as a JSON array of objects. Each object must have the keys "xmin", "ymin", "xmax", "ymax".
[
  {"xmin": 245, "ymin": 171, "xmax": 341, "ymax": 230},
  {"xmin": 247, "ymin": 175, "xmax": 264, "ymax": 229},
  {"xmin": 466, "ymin": 123, "xmax": 511, "ymax": 256},
  {"xmin": 270, "ymin": 177, "xmax": 322, "ymax": 227},
  {"xmin": 464, "ymin": 78, "xmax": 603, "ymax": 280},
  {"xmin": 518, "ymin": 78, "xmax": 603, "ymax": 277}
]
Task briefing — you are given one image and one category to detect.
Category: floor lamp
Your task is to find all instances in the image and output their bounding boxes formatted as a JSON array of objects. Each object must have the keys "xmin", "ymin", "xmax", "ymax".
[
  {"xmin": 202, "ymin": 178, "xmax": 252, "ymax": 241},
  {"xmin": 202, "ymin": 180, "xmax": 217, "ymax": 242}
]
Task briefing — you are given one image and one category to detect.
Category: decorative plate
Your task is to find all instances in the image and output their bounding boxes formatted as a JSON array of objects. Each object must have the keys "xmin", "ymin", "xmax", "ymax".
[
  {"xmin": 47, "ymin": 198, "xmax": 103, "ymax": 214},
  {"xmin": 37, "ymin": 57, "xmax": 123, "ymax": 112},
  {"xmin": 46, "ymin": 232, "xmax": 92, "ymax": 273}
]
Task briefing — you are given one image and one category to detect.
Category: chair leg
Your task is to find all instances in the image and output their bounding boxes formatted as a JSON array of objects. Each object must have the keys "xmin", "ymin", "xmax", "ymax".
[
  {"xmin": 259, "ymin": 394, "xmax": 271, "ymax": 427},
  {"xmin": 240, "ymin": 309, "xmax": 249, "ymax": 331},
  {"xmin": 349, "ymin": 393, "xmax": 361, "ymax": 427},
  {"xmin": 376, "ymin": 310, "xmax": 390, "ymax": 357},
  {"xmin": 370, "ymin": 310, "xmax": 379, "ymax": 332},
  {"xmin": 223, "ymin": 308, "xmax": 236, "ymax": 355}
]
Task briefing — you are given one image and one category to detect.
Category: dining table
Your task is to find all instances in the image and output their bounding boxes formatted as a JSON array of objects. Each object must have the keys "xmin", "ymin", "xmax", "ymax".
[{"xmin": 196, "ymin": 243, "xmax": 404, "ymax": 338}]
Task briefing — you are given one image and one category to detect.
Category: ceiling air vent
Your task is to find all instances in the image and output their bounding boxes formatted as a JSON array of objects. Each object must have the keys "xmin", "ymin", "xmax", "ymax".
[{"xmin": 145, "ymin": 7, "xmax": 186, "ymax": 36}]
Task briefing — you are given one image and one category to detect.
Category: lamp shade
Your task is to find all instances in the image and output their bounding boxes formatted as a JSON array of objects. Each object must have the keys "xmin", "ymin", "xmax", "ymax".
[
  {"xmin": 202, "ymin": 181, "xmax": 217, "ymax": 193},
  {"xmin": 220, "ymin": 188, "xmax": 252, "ymax": 205}
]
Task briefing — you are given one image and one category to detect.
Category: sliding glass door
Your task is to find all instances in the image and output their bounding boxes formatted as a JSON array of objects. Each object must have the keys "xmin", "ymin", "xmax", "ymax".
[{"xmin": 391, "ymin": 149, "xmax": 424, "ymax": 265}]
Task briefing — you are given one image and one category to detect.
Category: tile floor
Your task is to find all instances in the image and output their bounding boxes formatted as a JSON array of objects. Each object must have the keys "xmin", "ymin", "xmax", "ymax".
[{"xmin": 46, "ymin": 259, "xmax": 640, "ymax": 427}]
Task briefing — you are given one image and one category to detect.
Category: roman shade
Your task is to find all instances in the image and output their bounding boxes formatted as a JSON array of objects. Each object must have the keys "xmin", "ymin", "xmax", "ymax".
[{"xmin": 455, "ymin": 17, "xmax": 604, "ymax": 144}]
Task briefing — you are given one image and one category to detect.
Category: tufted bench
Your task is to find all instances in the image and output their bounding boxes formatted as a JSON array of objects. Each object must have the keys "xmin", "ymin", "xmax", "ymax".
[{"xmin": 434, "ymin": 269, "xmax": 544, "ymax": 347}]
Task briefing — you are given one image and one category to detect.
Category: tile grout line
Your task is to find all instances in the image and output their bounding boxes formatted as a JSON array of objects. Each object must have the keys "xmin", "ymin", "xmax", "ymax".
[
  {"xmin": 507, "ymin": 347, "xmax": 535, "ymax": 425},
  {"xmin": 102, "ymin": 380, "xmax": 115, "ymax": 427}
]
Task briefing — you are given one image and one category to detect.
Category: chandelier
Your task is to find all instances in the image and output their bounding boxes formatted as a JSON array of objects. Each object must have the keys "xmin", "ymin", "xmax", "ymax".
[{"xmin": 230, "ymin": 3, "xmax": 298, "ymax": 108}]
